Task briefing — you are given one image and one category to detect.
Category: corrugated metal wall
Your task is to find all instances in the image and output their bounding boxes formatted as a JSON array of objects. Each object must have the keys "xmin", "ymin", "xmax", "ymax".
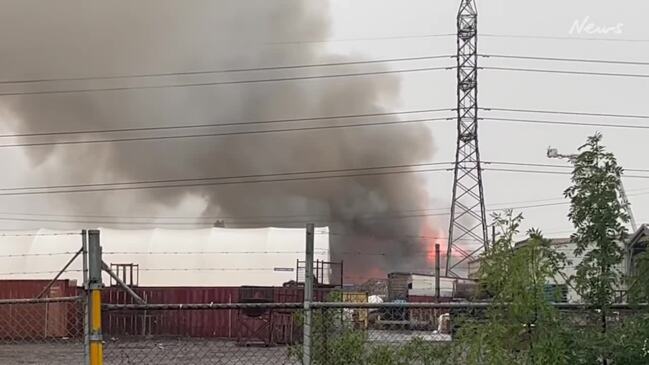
[
  {"xmin": 101, "ymin": 286, "xmax": 337, "ymax": 342},
  {"xmin": 0, "ymin": 280, "xmax": 81, "ymax": 339}
]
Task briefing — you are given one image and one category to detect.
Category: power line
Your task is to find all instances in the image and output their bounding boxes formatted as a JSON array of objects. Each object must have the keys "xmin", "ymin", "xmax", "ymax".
[
  {"xmin": 269, "ymin": 32, "xmax": 649, "ymax": 45},
  {"xmin": 481, "ymin": 107, "xmax": 649, "ymax": 120},
  {"xmin": 482, "ymin": 117, "xmax": 649, "ymax": 130},
  {"xmin": 484, "ymin": 167, "xmax": 649, "ymax": 179},
  {"xmin": 482, "ymin": 33, "xmax": 649, "ymax": 43},
  {"xmin": 0, "ymin": 202, "xmax": 563, "ymax": 226},
  {"xmin": 4, "ymin": 161, "xmax": 625, "ymax": 197},
  {"xmin": 0, "ymin": 161, "xmax": 645, "ymax": 218},
  {"xmin": 0, "ymin": 194, "xmax": 571, "ymax": 223},
  {"xmin": 0, "ymin": 66, "xmax": 454, "ymax": 97},
  {"xmin": 0, "ymin": 191, "xmax": 634, "ymax": 227},
  {"xmin": 0, "ymin": 161, "xmax": 452, "ymax": 192},
  {"xmin": 483, "ymin": 168, "xmax": 575, "ymax": 176},
  {"xmin": 484, "ymin": 161, "xmax": 572, "ymax": 169},
  {"xmin": 0, "ymin": 206, "xmax": 455, "ymax": 226},
  {"xmin": 486, "ymin": 160, "xmax": 649, "ymax": 174},
  {"xmin": 480, "ymin": 54, "xmax": 649, "ymax": 66},
  {"xmin": 0, "ymin": 197, "xmax": 584, "ymax": 227},
  {"xmin": 266, "ymin": 33, "xmax": 455, "ymax": 45},
  {"xmin": 482, "ymin": 66, "xmax": 649, "ymax": 79},
  {"xmin": 0, "ymin": 116, "xmax": 453, "ymax": 149},
  {"xmin": 0, "ymin": 108, "xmax": 452, "ymax": 139},
  {"xmin": 0, "ymin": 192, "xmax": 566, "ymax": 221},
  {"xmin": 0, "ymin": 165, "xmax": 452, "ymax": 197},
  {"xmin": 0, "ymin": 55, "xmax": 455, "ymax": 85}
]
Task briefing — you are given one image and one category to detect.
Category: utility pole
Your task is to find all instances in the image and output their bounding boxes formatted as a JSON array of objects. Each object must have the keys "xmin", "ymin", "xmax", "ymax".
[
  {"xmin": 547, "ymin": 147, "xmax": 637, "ymax": 232},
  {"xmin": 447, "ymin": 0, "xmax": 489, "ymax": 277}
]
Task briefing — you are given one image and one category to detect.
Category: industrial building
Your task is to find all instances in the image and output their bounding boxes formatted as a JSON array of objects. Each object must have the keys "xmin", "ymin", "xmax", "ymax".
[
  {"xmin": 467, "ymin": 227, "xmax": 648, "ymax": 304},
  {"xmin": 387, "ymin": 272, "xmax": 472, "ymax": 301}
]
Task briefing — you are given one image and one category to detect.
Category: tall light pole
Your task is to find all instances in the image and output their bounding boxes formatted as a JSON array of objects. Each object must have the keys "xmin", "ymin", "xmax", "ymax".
[{"xmin": 546, "ymin": 147, "xmax": 637, "ymax": 232}]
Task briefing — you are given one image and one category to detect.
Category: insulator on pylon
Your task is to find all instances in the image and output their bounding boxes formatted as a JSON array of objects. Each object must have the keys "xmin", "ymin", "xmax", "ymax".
[
  {"xmin": 460, "ymin": 77, "xmax": 476, "ymax": 92},
  {"xmin": 458, "ymin": 27, "xmax": 475, "ymax": 41}
]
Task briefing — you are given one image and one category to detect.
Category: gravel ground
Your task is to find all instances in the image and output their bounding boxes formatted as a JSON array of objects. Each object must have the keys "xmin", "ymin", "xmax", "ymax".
[
  {"xmin": 0, "ymin": 340, "xmax": 297, "ymax": 365},
  {"xmin": 104, "ymin": 338, "xmax": 297, "ymax": 365},
  {"xmin": 0, "ymin": 342, "xmax": 83, "ymax": 365},
  {"xmin": 0, "ymin": 330, "xmax": 451, "ymax": 365}
]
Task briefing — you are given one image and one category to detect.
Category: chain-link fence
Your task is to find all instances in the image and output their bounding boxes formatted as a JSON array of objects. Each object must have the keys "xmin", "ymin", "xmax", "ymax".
[
  {"xmin": 0, "ymin": 296, "xmax": 85, "ymax": 365},
  {"xmin": 102, "ymin": 302, "xmax": 302, "ymax": 365},
  {"xmin": 100, "ymin": 302, "xmax": 468, "ymax": 365},
  {"xmin": 0, "ymin": 231, "xmax": 87, "ymax": 365},
  {"xmin": 101, "ymin": 301, "xmax": 649, "ymax": 364}
]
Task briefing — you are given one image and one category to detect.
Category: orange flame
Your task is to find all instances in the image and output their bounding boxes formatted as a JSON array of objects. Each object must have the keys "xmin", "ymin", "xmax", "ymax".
[{"xmin": 419, "ymin": 221, "xmax": 447, "ymax": 266}]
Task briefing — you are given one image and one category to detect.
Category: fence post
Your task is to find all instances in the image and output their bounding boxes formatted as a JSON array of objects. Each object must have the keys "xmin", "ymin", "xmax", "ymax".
[
  {"xmin": 87, "ymin": 230, "xmax": 103, "ymax": 365},
  {"xmin": 82, "ymin": 230, "xmax": 89, "ymax": 365},
  {"xmin": 303, "ymin": 223, "xmax": 314, "ymax": 365},
  {"xmin": 435, "ymin": 243, "xmax": 441, "ymax": 301}
]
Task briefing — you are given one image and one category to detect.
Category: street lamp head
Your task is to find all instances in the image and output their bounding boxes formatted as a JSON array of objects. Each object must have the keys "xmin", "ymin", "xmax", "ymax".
[{"xmin": 547, "ymin": 147, "xmax": 560, "ymax": 159}]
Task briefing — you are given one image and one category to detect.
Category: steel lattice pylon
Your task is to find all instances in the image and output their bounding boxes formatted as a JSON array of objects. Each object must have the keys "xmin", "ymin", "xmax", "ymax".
[{"xmin": 446, "ymin": 0, "xmax": 488, "ymax": 277}]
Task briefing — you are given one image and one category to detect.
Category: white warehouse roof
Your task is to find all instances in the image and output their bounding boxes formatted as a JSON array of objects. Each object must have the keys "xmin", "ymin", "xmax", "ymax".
[{"xmin": 0, "ymin": 227, "xmax": 330, "ymax": 287}]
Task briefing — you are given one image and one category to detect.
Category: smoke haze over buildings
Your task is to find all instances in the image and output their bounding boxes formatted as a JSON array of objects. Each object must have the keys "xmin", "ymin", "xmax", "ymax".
[{"xmin": 0, "ymin": 1, "xmax": 442, "ymax": 279}]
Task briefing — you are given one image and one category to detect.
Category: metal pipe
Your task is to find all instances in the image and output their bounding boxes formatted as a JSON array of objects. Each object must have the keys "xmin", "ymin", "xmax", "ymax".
[
  {"xmin": 36, "ymin": 248, "xmax": 82, "ymax": 299},
  {"xmin": 0, "ymin": 296, "xmax": 82, "ymax": 305},
  {"xmin": 103, "ymin": 302, "xmax": 305, "ymax": 311},
  {"xmin": 102, "ymin": 301, "xmax": 648, "ymax": 311}
]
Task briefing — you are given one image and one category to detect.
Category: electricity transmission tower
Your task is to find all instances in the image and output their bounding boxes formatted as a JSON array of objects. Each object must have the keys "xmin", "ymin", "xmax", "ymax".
[{"xmin": 446, "ymin": 0, "xmax": 489, "ymax": 277}]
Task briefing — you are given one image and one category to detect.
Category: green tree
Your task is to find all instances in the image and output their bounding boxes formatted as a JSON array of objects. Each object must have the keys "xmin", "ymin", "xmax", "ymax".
[
  {"xmin": 608, "ymin": 251, "xmax": 649, "ymax": 364},
  {"xmin": 457, "ymin": 211, "xmax": 571, "ymax": 365},
  {"xmin": 564, "ymin": 133, "xmax": 629, "ymax": 364}
]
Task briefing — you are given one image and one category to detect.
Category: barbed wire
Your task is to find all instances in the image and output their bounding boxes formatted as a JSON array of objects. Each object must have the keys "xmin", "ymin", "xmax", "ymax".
[
  {"xmin": 137, "ymin": 267, "xmax": 282, "ymax": 272},
  {"xmin": 0, "ymin": 251, "xmax": 79, "ymax": 258},
  {"xmin": 0, "ymin": 269, "xmax": 83, "ymax": 276},
  {"xmin": 103, "ymin": 250, "xmax": 328, "ymax": 255},
  {"xmin": 0, "ymin": 232, "xmax": 81, "ymax": 237}
]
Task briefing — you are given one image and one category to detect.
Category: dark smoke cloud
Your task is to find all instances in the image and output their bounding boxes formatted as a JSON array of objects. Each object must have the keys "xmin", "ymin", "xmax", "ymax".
[{"xmin": 2, "ymin": 1, "xmax": 439, "ymax": 280}]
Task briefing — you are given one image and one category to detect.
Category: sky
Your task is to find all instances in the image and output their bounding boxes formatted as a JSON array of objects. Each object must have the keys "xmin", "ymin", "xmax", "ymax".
[
  {"xmin": 0, "ymin": 0, "xmax": 648, "ymax": 277},
  {"xmin": 325, "ymin": 0, "xmax": 649, "ymax": 237}
]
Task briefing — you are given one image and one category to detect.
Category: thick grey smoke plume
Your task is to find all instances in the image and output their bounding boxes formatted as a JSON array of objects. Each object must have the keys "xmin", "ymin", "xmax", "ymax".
[{"xmin": 1, "ymin": 1, "xmax": 439, "ymax": 280}]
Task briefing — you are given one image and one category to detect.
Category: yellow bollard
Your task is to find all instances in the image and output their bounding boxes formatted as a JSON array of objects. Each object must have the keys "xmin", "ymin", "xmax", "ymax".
[{"xmin": 89, "ymin": 289, "xmax": 103, "ymax": 365}]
